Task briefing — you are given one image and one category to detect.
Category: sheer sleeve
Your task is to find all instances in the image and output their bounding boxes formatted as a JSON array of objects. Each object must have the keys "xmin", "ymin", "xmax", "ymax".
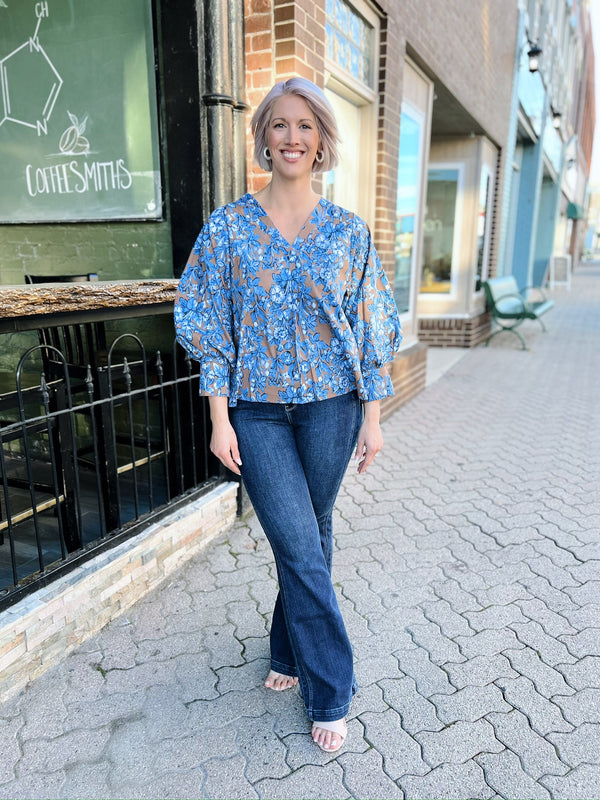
[
  {"xmin": 174, "ymin": 208, "xmax": 236, "ymax": 397},
  {"xmin": 343, "ymin": 222, "xmax": 402, "ymax": 401}
]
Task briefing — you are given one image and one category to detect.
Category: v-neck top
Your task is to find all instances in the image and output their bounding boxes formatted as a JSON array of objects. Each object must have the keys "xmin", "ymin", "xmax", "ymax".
[{"xmin": 174, "ymin": 192, "xmax": 402, "ymax": 405}]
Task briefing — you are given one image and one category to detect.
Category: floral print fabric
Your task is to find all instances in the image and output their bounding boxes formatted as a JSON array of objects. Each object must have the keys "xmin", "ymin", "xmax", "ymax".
[{"xmin": 174, "ymin": 193, "xmax": 402, "ymax": 406}]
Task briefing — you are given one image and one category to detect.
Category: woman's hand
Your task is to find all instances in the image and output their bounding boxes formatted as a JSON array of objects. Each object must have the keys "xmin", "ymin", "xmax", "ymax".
[
  {"xmin": 208, "ymin": 397, "xmax": 242, "ymax": 475},
  {"xmin": 355, "ymin": 400, "xmax": 383, "ymax": 474}
]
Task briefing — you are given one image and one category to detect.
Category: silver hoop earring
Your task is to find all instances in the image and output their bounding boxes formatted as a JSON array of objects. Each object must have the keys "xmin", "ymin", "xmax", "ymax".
[
  {"xmin": 315, "ymin": 150, "xmax": 324, "ymax": 163},
  {"xmin": 263, "ymin": 147, "xmax": 271, "ymax": 161}
]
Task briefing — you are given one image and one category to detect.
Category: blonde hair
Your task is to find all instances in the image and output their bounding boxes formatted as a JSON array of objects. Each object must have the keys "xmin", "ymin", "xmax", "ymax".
[{"xmin": 251, "ymin": 77, "xmax": 340, "ymax": 173}]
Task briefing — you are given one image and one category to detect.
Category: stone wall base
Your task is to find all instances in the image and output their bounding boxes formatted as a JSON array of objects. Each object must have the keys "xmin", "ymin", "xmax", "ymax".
[
  {"xmin": 0, "ymin": 481, "xmax": 238, "ymax": 704},
  {"xmin": 418, "ymin": 312, "xmax": 491, "ymax": 348}
]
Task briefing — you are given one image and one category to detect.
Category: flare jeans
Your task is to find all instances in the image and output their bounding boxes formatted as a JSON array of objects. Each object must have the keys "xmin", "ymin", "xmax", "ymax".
[{"xmin": 230, "ymin": 391, "xmax": 362, "ymax": 721}]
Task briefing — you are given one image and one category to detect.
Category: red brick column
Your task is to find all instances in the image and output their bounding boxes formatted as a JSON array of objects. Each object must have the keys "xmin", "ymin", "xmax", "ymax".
[
  {"xmin": 244, "ymin": 0, "xmax": 275, "ymax": 193},
  {"xmin": 244, "ymin": 0, "xmax": 327, "ymax": 193}
]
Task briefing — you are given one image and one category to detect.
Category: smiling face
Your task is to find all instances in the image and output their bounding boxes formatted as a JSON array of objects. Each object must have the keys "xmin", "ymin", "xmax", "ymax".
[{"xmin": 266, "ymin": 94, "xmax": 321, "ymax": 179}]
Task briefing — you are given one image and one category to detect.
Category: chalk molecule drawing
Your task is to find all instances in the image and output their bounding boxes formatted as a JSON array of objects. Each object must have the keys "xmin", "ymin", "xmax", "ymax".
[{"xmin": 0, "ymin": 2, "xmax": 63, "ymax": 135}]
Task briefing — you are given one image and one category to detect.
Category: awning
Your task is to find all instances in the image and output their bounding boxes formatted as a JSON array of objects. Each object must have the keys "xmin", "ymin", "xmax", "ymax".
[{"xmin": 567, "ymin": 202, "xmax": 585, "ymax": 220}]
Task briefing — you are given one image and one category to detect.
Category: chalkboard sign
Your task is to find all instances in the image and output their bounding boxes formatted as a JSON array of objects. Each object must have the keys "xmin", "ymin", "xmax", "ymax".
[{"xmin": 0, "ymin": 0, "xmax": 162, "ymax": 222}]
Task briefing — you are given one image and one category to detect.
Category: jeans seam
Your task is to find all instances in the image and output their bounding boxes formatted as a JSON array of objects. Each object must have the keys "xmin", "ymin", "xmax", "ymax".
[
  {"xmin": 272, "ymin": 551, "xmax": 314, "ymax": 712},
  {"xmin": 270, "ymin": 658, "xmax": 297, "ymax": 677},
  {"xmin": 310, "ymin": 700, "xmax": 353, "ymax": 721}
]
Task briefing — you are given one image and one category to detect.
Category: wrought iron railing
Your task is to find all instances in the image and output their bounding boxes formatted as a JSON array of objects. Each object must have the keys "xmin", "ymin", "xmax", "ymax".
[{"xmin": 0, "ymin": 335, "xmax": 219, "ymax": 609}]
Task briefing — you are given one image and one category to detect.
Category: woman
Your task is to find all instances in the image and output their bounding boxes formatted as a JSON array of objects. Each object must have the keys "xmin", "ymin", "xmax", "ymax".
[{"xmin": 175, "ymin": 77, "xmax": 401, "ymax": 752}]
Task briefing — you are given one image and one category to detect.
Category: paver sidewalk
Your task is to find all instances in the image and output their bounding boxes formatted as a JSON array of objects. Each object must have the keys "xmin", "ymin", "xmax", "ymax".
[{"xmin": 1, "ymin": 263, "xmax": 599, "ymax": 800}]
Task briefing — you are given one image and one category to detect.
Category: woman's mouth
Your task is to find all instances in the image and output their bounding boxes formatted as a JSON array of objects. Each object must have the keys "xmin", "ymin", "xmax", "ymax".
[{"xmin": 281, "ymin": 150, "xmax": 303, "ymax": 161}]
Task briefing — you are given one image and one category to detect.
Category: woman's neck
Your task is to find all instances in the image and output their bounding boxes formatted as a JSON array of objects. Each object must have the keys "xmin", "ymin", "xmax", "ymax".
[{"xmin": 257, "ymin": 175, "xmax": 320, "ymax": 215}]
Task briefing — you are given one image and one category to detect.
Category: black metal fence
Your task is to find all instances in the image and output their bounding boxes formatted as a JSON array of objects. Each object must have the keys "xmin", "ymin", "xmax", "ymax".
[{"xmin": 0, "ymin": 335, "xmax": 219, "ymax": 609}]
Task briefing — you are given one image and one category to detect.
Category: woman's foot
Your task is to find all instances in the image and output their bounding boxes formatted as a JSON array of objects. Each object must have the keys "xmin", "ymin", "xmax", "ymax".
[
  {"xmin": 264, "ymin": 670, "xmax": 298, "ymax": 691},
  {"xmin": 311, "ymin": 718, "xmax": 347, "ymax": 752}
]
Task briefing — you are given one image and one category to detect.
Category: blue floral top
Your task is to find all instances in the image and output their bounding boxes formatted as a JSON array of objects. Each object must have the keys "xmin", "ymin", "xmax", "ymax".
[{"xmin": 174, "ymin": 193, "xmax": 402, "ymax": 406}]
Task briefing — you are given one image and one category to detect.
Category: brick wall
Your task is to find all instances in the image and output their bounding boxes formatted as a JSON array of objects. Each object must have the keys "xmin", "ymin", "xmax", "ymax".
[
  {"xmin": 245, "ymin": 0, "xmax": 274, "ymax": 193},
  {"xmin": 389, "ymin": 0, "xmax": 517, "ymax": 148},
  {"xmin": 488, "ymin": 149, "xmax": 505, "ymax": 280},
  {"xmin": 381, "ymin": 342, "xmax": 427, "ymax": 420},
  {"xmin": 418, "ymin": 312, "xmax": 491, "ymax": 348},
  {"xmin": 274, "ymin": 0, "xmax": 325, "ymax": 81},
  {"xmin": 244, "ymin": 0, "xmax": 327, "ymax": 194},
  {"xmin": 373, "ymin": 14, "xmax": 403, "ymax": 285}
]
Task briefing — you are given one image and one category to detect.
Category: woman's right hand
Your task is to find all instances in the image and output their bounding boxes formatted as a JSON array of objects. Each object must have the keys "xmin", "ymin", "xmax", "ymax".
[
  {"xmin": 208, "ymin": 396, "xmax": 242, "ymax": 475},
  {"xmin": 210, "ymin": 421, "xmax": 242, "ymax": 475}
]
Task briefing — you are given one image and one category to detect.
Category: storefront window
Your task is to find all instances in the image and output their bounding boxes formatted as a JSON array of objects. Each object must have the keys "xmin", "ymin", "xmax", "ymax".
[
  {"xmin": 420, "ymin": 168, "xmax": 459, "ymax": 294},
  {"xmin": 394, "ymin": 109, "xmax": 424, "ymax": 314},
  {"xmin": 0, "ymin": 0, "xmax": 161, "ymax": 223}
]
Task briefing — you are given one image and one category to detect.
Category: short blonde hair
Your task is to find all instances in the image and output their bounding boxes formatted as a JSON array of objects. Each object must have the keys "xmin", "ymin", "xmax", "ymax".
[{"xmin": 251, "ymin": 77, "xmax": 340, "ymax": 173}]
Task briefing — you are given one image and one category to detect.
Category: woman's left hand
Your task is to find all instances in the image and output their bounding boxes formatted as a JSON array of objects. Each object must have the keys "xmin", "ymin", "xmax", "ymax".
[{"xmin": 355, "ymin": 401, "xmax": 383, "ymax": 474}]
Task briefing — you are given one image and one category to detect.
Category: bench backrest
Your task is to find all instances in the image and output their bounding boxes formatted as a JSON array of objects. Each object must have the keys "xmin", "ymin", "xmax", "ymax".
[{"xmin": 484, "ymin": 276, "xmax": 519, "ymax": 304}]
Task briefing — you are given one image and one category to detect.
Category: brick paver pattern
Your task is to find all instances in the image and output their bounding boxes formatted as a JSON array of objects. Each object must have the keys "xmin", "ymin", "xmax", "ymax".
[{"xmin": 1, "ymin": 263, "xmax": 599, "ymax": 799}]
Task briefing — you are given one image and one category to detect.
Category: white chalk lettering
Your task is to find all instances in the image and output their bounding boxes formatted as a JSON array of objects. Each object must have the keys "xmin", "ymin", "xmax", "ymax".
[
  {"xmin": 69, "ymin": 160, "xmax": 86, "ymax": 193},
  {"xmin": 117, "ymin": 159, "xmax": 132, "ymax": 189},
  {"xmin": 26, "ymin": 162, "xmax": 73, "ymax": 195},
  {"xmin": 25, "ymin": 158, "xmax": 134, "ymax": 197}
]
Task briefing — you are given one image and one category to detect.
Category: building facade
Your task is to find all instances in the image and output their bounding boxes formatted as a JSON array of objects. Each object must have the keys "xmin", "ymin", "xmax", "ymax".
[
  {"xmin": 244, "ymin": 0, "xmax": 520, "ymax": 355},
  {"xmin": 499, "ymin": 0, "xmax": 595, "ymax": 293}
]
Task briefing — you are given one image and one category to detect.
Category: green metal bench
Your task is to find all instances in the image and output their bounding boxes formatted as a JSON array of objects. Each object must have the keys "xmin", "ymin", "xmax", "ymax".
[{"xmin": 482, "ymin": 276, "xmax": 554, "ymax": 350}]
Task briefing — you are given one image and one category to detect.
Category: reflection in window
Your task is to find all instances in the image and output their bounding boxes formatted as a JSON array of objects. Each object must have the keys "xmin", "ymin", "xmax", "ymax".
[
  {"xmin": 420, "ymin": 168, "xmax": 459, "ymax": 294},
  {"xmin": 325, "ymin": 0, "xmax": 373, "ymax": 86},
  {"xmin": 477, "ymin": 168, "xmax": 491, "ymax": 284},
  {"xmin": 394, "ymin": 111, "xmax": 422, "ymax": 314}
]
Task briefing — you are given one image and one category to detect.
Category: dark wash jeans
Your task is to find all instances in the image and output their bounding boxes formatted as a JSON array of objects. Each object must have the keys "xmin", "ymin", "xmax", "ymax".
[{"xmin": 230, "ymin": 391, "xmax": 362, "ymax": 721}]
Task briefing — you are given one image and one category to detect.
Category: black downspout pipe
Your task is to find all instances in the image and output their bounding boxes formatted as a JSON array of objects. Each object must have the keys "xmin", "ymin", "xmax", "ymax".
[
  {"xmin": 202, "ymin": 0, "xmax": 248, "ymax": 212},
  {"xmin": 230, "ymin": 0, "xmax": 248, "ymax": 200}
]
